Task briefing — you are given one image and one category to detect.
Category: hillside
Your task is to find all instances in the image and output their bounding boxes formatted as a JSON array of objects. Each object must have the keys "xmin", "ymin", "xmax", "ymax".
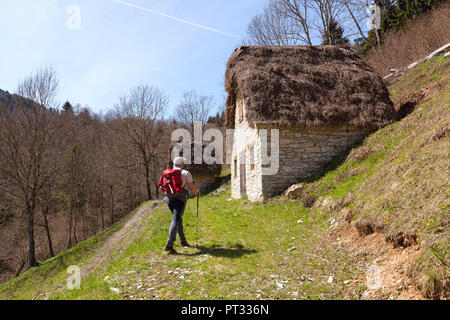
[{"xmin": 0, "ymin": 52, "xmax": 448, "ymax": 300}]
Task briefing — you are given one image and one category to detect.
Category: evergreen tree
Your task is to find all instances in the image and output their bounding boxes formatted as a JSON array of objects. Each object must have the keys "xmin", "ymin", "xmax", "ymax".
[{"xmin": 207, "ymin": 111, "xmax": 225, "ymax": 127}]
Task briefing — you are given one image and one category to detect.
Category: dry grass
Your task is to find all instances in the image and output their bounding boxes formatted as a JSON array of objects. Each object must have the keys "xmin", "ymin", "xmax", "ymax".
[
  {"xmin": 225, "ymin": 46, "xmax": 395, "ymax": 130},
  {"xmin": 365, "ymin": 2, "xmax": 450, "ymax": 76}
]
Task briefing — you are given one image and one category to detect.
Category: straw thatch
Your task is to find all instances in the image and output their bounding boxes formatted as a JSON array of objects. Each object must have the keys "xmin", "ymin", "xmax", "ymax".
[{"xmin": 225, "ymin": 46, "xmax": 395, "ymax": 130}]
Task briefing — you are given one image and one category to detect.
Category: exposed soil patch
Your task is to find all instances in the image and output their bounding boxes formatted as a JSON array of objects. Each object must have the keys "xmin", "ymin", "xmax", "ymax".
[{"xmin": 333, "ymin": 224, "xmax": 425, "ymax": 300}]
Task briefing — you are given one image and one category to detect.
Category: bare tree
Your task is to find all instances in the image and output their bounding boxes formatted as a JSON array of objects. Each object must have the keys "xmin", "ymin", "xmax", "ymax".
[
  {"xmin": 247, "ymin": 0, "xmax": 354, "ymax": 46},
  {"xmin": 278, "ymin": 0, "xmax": 314, "ymax": 45},
  {"xmin": 113, "ymin": 85, "xmax": 168, "ymax": 201},
  {"xmin": 0, "ymin": 66, "xmax": 61, "ymax": 268},
  {"xmin": 175, "ymin": 90, "xmax": 214, "ymax": 129}
]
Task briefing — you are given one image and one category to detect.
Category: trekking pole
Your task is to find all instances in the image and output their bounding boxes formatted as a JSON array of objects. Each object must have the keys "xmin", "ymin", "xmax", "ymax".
[{"xmin": 196, "ymin": 194, "xmax": 199, "ymax": 248}]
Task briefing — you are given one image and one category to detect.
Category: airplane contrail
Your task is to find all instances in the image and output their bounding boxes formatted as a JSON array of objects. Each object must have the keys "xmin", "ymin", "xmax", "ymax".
[{"xmin": 112, "ymin": 0, "xmax": 242, "ymax": 39}]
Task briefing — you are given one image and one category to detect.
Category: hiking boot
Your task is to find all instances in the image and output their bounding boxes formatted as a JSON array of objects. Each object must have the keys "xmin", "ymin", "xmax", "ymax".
[
  {"xmin": 180, "ymin": 240, "xmax": 191, "ymax": 247},
  {"xmin": 164, "ymin": 245, "xmax": 177, "ymax": 254}
]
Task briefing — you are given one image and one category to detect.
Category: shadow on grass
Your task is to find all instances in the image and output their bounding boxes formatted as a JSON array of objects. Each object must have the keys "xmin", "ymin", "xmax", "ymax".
[
  {"xmin": 179, "ymin": 243, "xmax": 257, "ymax": 259},
  {"xmin": 304, "ymin": 140, "xmax": 367, "ymax": 184}
]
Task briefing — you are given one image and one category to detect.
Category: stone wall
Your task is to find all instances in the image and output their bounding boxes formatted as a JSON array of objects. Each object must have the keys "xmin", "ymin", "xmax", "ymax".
[{"xmin": 261, "ymin": 127, "xmax": 369, "ymax": 198}]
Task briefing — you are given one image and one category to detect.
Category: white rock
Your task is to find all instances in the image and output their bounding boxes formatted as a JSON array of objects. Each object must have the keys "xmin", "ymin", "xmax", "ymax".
[
  {"xmin": 297, "ymin": 219, "xmax": 303, "ymax": 224},
  {"xmin": 110, "ymin": 287, "xmax": 120, "ymax": 294},
  {"xmin": 283, "ymin": 183, "xmax": 305, "ymax": 199},
  {"xmin": 276, "ymin": 282, "xmax": 284, "ymax": 289},
  {"xmin": 328, "ymin": 276, "xmax": 334, "ymax": 284}
]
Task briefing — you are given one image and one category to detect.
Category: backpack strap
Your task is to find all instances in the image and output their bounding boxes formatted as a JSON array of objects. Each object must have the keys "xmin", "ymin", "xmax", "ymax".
[{"xmin": 179, "ymin": 169, "xmax": 188, "ymax": 189}]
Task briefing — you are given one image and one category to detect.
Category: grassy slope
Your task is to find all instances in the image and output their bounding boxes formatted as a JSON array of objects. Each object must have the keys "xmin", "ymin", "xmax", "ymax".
[
  {"xmin": 0, "ymin": 53, "xmax": 448, "ymax": 300},
  {"xmin": 303, "ymin": 53, "xmax": 449, "ymax": 297}
]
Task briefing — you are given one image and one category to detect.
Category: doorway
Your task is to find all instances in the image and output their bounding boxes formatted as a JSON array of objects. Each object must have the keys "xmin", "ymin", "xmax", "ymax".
[{"xmin": 239, "ymin": 153, "xmax": 246, "ymax": 197}]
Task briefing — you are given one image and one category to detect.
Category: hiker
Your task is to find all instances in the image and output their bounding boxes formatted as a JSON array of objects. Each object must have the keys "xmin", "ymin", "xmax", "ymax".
[{"xmin": 159, "ymin": 157, "xmax": 201, "ymax": 254}]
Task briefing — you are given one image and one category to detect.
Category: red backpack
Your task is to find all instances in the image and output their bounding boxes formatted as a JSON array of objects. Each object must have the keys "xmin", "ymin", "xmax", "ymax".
[{"xmin": 158, "ymin": 169, "xmax": 183, "ymax": 195}]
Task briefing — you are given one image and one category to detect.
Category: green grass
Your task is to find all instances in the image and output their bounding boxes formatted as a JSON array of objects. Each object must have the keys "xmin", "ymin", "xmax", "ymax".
[{"xmin": 41, "ymin": 186, "xmax": 361, "ymax": 300}]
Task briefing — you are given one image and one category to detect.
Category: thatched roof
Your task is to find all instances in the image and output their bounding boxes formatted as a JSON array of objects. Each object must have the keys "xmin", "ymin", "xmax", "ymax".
[{"xmin": 225, "ymin": 46, "xmax": 395, "ymax": 130}]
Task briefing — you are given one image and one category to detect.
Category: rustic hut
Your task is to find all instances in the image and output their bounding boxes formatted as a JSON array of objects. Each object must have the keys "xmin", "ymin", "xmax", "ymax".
[{"xmin": 225, "ymin": 46, "xmax": 395, "ymax": 201}]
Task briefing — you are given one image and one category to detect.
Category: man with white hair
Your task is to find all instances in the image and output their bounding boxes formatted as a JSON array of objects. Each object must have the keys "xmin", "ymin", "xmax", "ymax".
[{"xmin": 160, "ymin": 157, "xmax": 200, "ymax": 254}]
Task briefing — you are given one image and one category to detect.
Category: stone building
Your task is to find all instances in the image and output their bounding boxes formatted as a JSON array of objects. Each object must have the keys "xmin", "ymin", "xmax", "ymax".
[{"xmin": 225, "ymin": 46, "xmax": 395, "ymax": 201}]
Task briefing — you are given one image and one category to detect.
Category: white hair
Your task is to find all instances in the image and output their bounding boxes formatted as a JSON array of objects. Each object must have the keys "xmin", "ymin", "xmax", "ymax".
[{"xmin": 173, "ymin": 157, "xmax": 186, "ymax": 167}]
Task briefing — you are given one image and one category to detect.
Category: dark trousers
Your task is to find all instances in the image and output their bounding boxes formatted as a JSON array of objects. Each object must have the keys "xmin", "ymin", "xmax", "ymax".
[{"xmin": 165, "ymin": 192, "xmax": 188, "ymax": 247}]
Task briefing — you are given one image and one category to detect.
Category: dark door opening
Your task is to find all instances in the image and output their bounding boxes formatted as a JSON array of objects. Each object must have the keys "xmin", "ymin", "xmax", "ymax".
[{"xmin": 239, "ymin": 157, "xmax": 246, "ymax": 197}]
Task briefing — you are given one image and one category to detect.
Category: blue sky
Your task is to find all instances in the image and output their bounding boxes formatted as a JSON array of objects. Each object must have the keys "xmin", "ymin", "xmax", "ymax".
[{"xmin": 0, "ymin": 0, "xmax": 267, "ymax": 116}]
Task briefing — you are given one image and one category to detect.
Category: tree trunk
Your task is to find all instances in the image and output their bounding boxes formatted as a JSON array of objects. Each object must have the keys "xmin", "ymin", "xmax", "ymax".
[
  {"xmin": 26, "ymin": 205, "xmax": 38, "ymax": 268},
  {"xmin": 110, "ymin": 185, "xmax": 115, "ymax": 225},
  {"xmin": 343, "ymin": 0, "xmax": 369, "ymax": 43},
  {"xmin": 15, "ymin": 260, "xmax": 26, "ymax": 277},
  {"xmin": 73, "ymin": 209, "xmax": 78, "ymax": 244},
  {"xmin": 67, "ymin": 207, "xmax": 73, "ymax": 249},
  {"xmin": 82, "ymin": 207, "xmax": 87, "ymax": 240},
  {"xmin": 101, "ymin": 189, "xmax": 105, "ymax": 231},
  {"xmin": 375, "ymin": 28, "xmax": 381, "ymax": 47},
  {"xmin": 42, "ymin": 207, "xmax": 54, "ymax": 258},
  {"xmin": 155, "ymin": 183, "xmax": 160, "ymax": 200}
]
